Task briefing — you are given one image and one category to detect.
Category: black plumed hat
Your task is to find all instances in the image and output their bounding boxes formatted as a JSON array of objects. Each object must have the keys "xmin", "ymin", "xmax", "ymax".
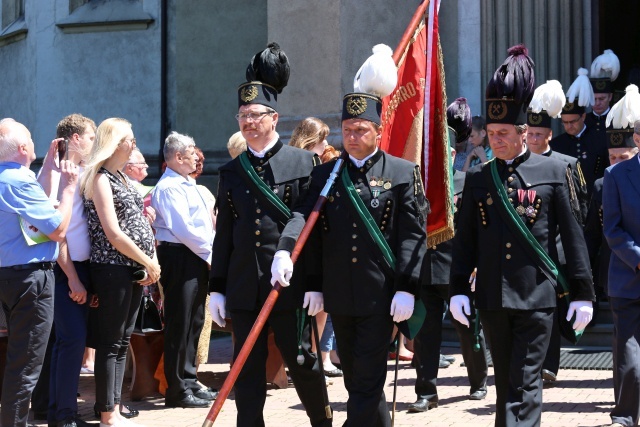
[
  {"xmin": 238, "ymin": 42, "xmax": 290, "ymax": 111},
  {"xmin": 485, "ymin": 44, "xmax": 535, "ymax": 125},
  {"xmin": 446, "ymin": 98, "xmax": 472, "ymax": 143}
]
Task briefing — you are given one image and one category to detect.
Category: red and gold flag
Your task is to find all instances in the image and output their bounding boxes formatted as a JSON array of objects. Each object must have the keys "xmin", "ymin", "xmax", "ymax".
[{"xmin": 381, "ymin": 0, "xmax": 453, "ymax": 247}]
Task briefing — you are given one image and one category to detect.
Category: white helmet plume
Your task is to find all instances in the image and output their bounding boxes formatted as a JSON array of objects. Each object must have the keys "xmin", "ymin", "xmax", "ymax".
[
  {"xmin": 529, "ymin": 80, "xmax": 566, "ymax": 118},
  {"xmin": 566, "ymin": 68, "xmax": 594, "ymax": 107},
  {"xmin": 606, "ymin": 85, "xmax": 640, "ymax": 129},
  {"xmin": 353, "ymin": 44, "xmax": 397, "ymax": 98},
  {"xmin": 590, "ymin": 49, "xmax": 620, "ymax": 81}
]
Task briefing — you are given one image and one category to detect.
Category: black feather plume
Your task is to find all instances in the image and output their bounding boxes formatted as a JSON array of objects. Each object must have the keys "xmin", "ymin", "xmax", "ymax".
[
  {"xmin": 486, "ymin": 44, "xmax": 535, "ymax": 110},
  {"xmin": 446, "ymin": 97, "xmax": 472, "ymax": 142},
  {"xmin": 245, "ymin": 42, "xmax": 290, "ymax": 94}
]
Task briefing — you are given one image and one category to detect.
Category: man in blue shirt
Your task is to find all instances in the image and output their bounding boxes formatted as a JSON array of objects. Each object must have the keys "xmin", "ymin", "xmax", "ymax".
[{"xmin": 0, "ymin": 118, "xmax": 78, "ymax": 427}]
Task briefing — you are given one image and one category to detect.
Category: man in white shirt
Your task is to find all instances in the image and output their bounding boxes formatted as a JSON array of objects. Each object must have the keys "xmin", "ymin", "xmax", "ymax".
[{"xmin": 151, "ymin": 131, "xmax": 216, "ymax": 408}]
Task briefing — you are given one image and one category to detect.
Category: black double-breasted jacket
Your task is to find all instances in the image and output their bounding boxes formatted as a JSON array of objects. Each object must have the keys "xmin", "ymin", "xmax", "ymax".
[
  {"xmin": 422, "ymin": 169, "xmax": 465, "ymax": 286},
  {"xmin": 541, "ymin": 149, "xmax": 589, "ymax": 226},
  {"xmin": 210, "ymin": 140, "xmax": 319, "ymax": 311},
  {"xmin": 450, "ymin": 150, "xmax": 595, "ymax": 310},
  {"xmin": 278, "ymin": 150, "xmax": 428, "ymax": 317},
  {"xmin": 583, "ymin": 177, "xmax": 610, "ymax": 291},
  {"xmin": 550, "ymin": 125, "xmax": 609, "ymax": 199}
]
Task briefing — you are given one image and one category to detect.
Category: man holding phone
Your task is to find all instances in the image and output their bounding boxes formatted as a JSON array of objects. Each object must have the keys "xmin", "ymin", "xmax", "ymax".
[{"xmin": 37, "ymin": 114, "xmax": 97, "ymax": 427}]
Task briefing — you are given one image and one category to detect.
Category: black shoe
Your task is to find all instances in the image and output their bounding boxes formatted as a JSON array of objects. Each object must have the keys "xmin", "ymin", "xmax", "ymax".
[
  {"xmin": 165, "ymin": 394, "xmax": 212, "ymax": 408},
  {"xmin": 438, "ymin": 358, "xmax": 450, "ymax": 369},
  {"xmin": 119, "ymin": 403, "xmax": 140, "ymax": 418},
  {"xmin": 407, "ymin": 398, "xmax": 438, "ymax": 413},
  {"xmin": 469, "ymin": 389, "xmax": 487, "ymax": 400},
  {"xmin": 57, "ymin": 418, "xmax": 91, "ymax": 427},
  {"xmin": 194, "ymin": 388, "xmax": 219, "ymax": 401},
  {"xmin": 323, "ymin": 367, "xmax": 343, "ymax": 377},
  {"xmin": 441, "ymin": 354, "xmax": 456, "ymax": 364},
  {"xmin": 542, "ymin": 369, "xmax": 557, "ymax": 383}
]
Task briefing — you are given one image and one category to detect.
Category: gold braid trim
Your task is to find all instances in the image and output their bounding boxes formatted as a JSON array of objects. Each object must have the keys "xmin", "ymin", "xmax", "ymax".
[{"xmin": 427, "ymin": 36, "xmax": 454, "ymax": 247}]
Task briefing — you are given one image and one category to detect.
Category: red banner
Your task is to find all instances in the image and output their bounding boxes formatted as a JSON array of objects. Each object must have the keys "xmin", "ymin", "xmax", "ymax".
[{"xmin": 381, "ymin": 0, "xmax": 453, "ymax": 246}]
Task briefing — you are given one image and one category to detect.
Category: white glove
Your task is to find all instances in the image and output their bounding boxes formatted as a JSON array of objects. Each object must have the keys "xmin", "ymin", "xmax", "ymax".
[
  {"xmin": 390, "ymin": 291, "xmax": 414, "ymax": 322},
  {"xmin": 208, "ymin": 292, "xmax": 227, "ymax": 327},
  {"xmin": 450, "ymin": 295, "xmax": 471, "ymax": 327},
  {"xmin": 270, "ymin": 250, "xmax": 293, "ymax": 287},
  {"xmin": 303, "ymin": 292, "xmax": 324, "ymax": 316},
  {"xmin": 567, "ymin": 300, "xmax": 593, "ymax": 331}
]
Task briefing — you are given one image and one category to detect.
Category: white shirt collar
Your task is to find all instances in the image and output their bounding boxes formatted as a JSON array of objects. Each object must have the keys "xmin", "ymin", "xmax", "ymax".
[
  {"xmin": 349, "ymin": 148, "xmax": 379, "ymax": 168},
  {"xmin": 247, "ymin": 133, "xmax": 280, "ymax": 158},
  {"xmin": 575, "ymin": 125, "xmax": 587, "ymax": 138},
  {"xmin": 505, "ymin": 146, "xmax": 528, "ymax": 164},
  {"xmin": 593, "ymin": 107, "xmax": 610, "ymax": 118}
]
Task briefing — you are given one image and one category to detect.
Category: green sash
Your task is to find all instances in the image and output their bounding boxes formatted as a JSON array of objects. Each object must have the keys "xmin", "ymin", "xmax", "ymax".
[
  {"xmin": 237, "ymin": 152, "xmax": 292, "ymax": 222},
  {"xmin": 488, "ymin": 160, "xmax": 582, "ymax": 342},
  {"xmin": 341, "ymin": 169, "xmax": 426, "ymax": 339}
]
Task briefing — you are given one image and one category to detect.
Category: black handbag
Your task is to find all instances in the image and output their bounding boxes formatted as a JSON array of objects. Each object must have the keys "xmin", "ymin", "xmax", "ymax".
[{"xmin": 133, "ymin": 287, "xmax": 163, "ymax": 335}]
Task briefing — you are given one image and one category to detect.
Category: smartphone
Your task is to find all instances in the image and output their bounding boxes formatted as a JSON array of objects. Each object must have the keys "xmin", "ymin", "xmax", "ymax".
[
  {"xmin": 57, "ymin": 139, "xmax": 69, "ymax": 161},
  {"xmin": 133, "ymin": 269, "xmax": 148, "ymax": 282}
]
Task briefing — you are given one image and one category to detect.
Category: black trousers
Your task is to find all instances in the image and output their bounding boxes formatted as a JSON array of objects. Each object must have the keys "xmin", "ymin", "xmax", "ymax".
[
  {"xmin": 230, "ymin": 309, "xmax": 331, "ymax": 427},
  {"xmin": 0, "ymin": 267, "xmax": 54, "ymax": 427},
  {"xmin": 91, "ymin": 264, "xmax": 142, "ymax": 413},
  {"xmin": 542, "ymin": 306, "xmax": 561, "ymax": 375},
  {"xmin": 331, "ymin": 313, "xmax": 393, "ymax": 427},
  {"xmin": 158, "ymin": 244, "xmax": 209, "ymax": 401},
  {"xmin": 480, "ymin": 308, "xmax": 553, "ymax": 427},
  {"xmin": 413, "ymin": 285, "xmax": 487, "ymax": 401},
  {"xmin": 609, "ymin": 296, "xmax": 640, "ymax": 426}
]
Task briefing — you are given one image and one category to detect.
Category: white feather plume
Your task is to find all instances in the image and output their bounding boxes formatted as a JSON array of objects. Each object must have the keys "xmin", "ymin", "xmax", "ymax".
[
  {"xmin": 529, "ymin": 80, "xmax": 566, "ymax": 118},
  {"xmin": 565, "ymin": 68, "xmax": 594, "ymax": 107},
  {"xmin": 590, "ymin": 49, "xmax": 620, "ymax": 81},
  {"xmin": 606, "ymin": 85, "xmax": 640, "ymax": 129},
  {"xmin": 353, "ymin": 44, "xmax": 397, "ymax": 98}
]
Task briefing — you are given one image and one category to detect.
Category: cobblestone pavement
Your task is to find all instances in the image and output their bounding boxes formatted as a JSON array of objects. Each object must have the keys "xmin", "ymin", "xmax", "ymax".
[{"xmin": 29, "ymin": 336, "xmax": 615, "ymax": 427}]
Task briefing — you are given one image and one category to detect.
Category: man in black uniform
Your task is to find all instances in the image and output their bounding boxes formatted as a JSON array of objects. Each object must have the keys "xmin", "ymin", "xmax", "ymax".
[
  {"xmin": 526, "ymin": 80, "xmax": 591, "ymax": 385},
  {"xmin": 449, "ymin": 45, "xmax": 595, "ymax": 427},
  {"xmin": 550, "ymin": 70, "xmax": 609, "ymax": 199},
  {"xmin": 272, "ymin": 44, "xmax": 427, "ymax": 427},
  {"xmin": 407, "ymin": 99, "xmax": 488, "ymax": 413},
  {"xmin": 208, "ymin": 43, "xmax": 330, "ymax": 427},
  {"xmin": 586, "ymin": 49, "xmax": 620, "ymax": 136},
  {"xmin": 584, "ymin": 126, "xmax": 638, "ymax": 309}
]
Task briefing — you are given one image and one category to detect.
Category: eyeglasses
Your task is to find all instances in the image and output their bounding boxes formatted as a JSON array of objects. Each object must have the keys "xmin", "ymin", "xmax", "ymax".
[
  {"xmin": 234, "ymin": 111, "xmax": 273, "ymax": 122},
  {"xmin": 561, "ymin": 117, "xmax": 581, "ymax": 126},
  {"xmin": 122, "ymin": 138, "xmax": 137, "ymax": 146}
]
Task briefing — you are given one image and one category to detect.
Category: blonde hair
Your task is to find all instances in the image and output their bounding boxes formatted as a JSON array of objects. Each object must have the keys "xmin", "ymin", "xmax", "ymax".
[
  {"xmin": 81, "ymin": 118, "xmax": 132, "ymax": 200},
  {"xmin": 227, "ymin": 131, "xmax": 246, "ymax": 159},
  {"xmin": 289, "ymin": 117, "xmax": 330, "ymax": 151}
]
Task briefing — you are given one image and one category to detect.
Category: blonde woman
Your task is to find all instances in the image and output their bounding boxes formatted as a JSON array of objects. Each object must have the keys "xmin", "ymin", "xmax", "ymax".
[{"xmin": 81, "ymin": 118, "xmax": 160, "ymax": 427}]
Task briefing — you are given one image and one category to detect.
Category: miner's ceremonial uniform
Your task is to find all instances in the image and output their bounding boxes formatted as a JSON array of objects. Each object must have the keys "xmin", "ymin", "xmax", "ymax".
[
  {"xmin": 279, "ymin": 149, "xmax": 427, "ymax": 426},
  {"xmin": 550, "ymin": 125, "xmax": 609, "ymax": 198},
  {"xmin": 541, "ymin": 150, "xmax": 588, "ymax": 225},
  {"xmin": 208, "ymin": 42, "xmax": 330, "ymax": 427},
  {"xmin": 585, "ymin": 109, "xmax": 610, "ymax": 138},
  {"xmin": 450, "ymin": 150, "xmax": 594, "ymax": 426},
  {"xmin": 412, "ymin": 168, "xmax": 488, "ymax": 408},
  {"xmin": 584, "ymin": 178, "xmax": 609, "ymax": 293}
]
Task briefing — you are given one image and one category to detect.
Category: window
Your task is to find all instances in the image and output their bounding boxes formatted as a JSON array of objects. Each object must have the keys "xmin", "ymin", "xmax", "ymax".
[{"xmin": 0, "ymin": 0, "xmax": 26, "ymax": 47}]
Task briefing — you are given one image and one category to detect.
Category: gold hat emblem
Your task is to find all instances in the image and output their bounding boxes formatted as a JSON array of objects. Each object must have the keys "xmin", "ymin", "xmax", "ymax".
[
  {"xmin": 610, "ymin": 133, "xmax": 623, "ymax": 146},
  {"xmin": 563, "ymin": 102, "xmax": 574, "ymax": 112},
  {"xmin": 346, "ymin": 96, "xmax": 368, "ymax": 116},
  {"xmin": 488, "ymin": 101, "xmax": 507, "ymax": 120},
  {"xmin": 240, "ymin": 85, "xmax": 258, "ymax": 102},
  {"xmin": 595, "ymin": 80, "xmax": 607, "ymax": 91},
  {"xmin": 528, "ymin": 112, "xmax": 543, "ymax": 125}
]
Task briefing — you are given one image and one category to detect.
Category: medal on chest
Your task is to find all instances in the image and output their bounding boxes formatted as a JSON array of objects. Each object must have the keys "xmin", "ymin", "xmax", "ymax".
[
  {"xmin": 371, "ymin": 189, "xmax": 380, "ymax": 208},
  {"xmin": 516, "ymin": 189, "xmax": 526, "ymax": 215}
]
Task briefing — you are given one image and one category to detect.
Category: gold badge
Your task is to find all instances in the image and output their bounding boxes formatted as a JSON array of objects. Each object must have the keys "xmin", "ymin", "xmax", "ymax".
[
  {"xmin": 240, "ymin": 85, "xmax": 258, "ymax": 102},
  {"xmin": 383, "ymin": 181, "xmax": 392, "ymax": 190},
  {"xmin": 488, "ymin": 101, "xmax": 508, "ymax": 120},
  {"xmin": 610, "ymin": 133, "xmax": 623, "ymax": 147},
  {"xmin": 346, "ymin": 96, "xmax": 368, "ymax": 116},
  {"xmin": 595, "ymin": 80, "xmax": 607, "ymax": 91},
  {"xmin": 563, "ymin": 102, "xmax": 574, "ymax": 112},
  {"xmin": 528, "ymin": 113, "xmax": 543, "ymax": 125}
]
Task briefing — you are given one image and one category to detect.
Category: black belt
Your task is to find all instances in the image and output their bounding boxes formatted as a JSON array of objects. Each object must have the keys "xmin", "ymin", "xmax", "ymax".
[
  {"xmin": 158, "ymin": 241, "xmax": 186, "ymax": 248},
  {"xmin": 0, "ymin": 262, "xmax": 56, "ymax": 271}
]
